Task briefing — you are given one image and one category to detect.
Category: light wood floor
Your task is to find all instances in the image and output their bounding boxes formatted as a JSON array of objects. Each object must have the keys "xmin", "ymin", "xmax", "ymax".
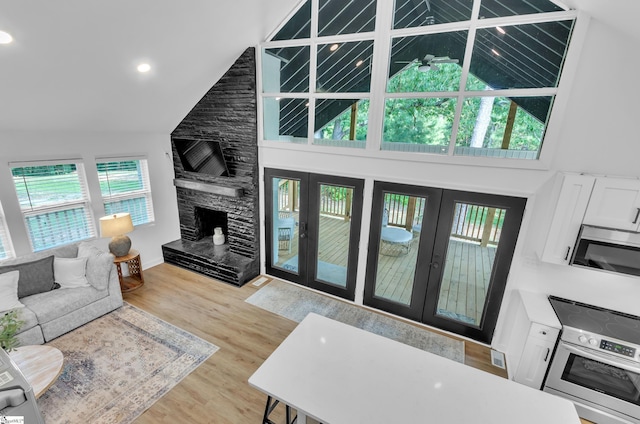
[{"xmin": 125, "ymin": 263, "xmax": 591, "ymax": 423}]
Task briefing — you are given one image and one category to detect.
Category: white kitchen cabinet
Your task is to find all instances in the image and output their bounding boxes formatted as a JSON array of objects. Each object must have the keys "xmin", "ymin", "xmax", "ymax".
[
  {"xmin": 509, "ymin": 290, "xmax": 561, "ymax": 390},
  {"xmin": 541, "ymin": 173, "xmax": 595, "ymax": 265},
  {"xmin": 583, "ymin": 177, "xmax": 640, "ymax": 231}
]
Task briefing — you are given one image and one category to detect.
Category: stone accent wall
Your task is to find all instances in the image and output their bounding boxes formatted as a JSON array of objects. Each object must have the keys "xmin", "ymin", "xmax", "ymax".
[{"xmin": 162, "ymin": 47, "xmax": 259, "ymax": 286}]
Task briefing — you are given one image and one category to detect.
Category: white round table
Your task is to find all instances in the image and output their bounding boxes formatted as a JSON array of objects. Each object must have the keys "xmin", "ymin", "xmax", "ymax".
[{"xmin": 380, "ymin": 226, "xmax": 413, "ymax": 256}]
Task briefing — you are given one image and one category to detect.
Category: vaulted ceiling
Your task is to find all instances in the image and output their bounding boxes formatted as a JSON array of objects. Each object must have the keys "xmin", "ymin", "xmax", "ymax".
[
  {"xmin": 0, "ymin": 0, "xmax": 298, "ymax": 133},
  {"xmin": 0, "ymin": 0, "xmax": 637, "ymax": 134}
]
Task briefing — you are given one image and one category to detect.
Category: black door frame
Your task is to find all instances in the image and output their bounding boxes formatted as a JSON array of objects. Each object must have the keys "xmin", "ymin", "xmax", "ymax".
[
  {"xmin": 363, "ymin": 181, "xmax": 527, "ymax": 343},
  {"xmin": 264, "ymin": 168, "xmax": 364, "ymax": 301},
  {"xmin": 363, "ymin": 181, "xmax": 442, "ymax": 321},
  {"xmin": 265, "ymin": 168, "xmax": 308, "ymax": 286},
  {"xmin": 422, "ymin": 190, "xmax": 526, "ymax": 343}
]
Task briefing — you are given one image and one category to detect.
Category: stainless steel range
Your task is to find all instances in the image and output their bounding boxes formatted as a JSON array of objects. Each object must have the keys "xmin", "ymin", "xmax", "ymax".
[{"xmin": 545, "ymin": 296, "xmax": 640, "ymax": 424}]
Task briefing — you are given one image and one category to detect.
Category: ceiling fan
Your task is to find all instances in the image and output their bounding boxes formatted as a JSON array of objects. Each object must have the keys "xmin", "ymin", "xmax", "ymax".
[{"xmin": 397, "ymin": 54, "xmax": 459, "ymax": 71}]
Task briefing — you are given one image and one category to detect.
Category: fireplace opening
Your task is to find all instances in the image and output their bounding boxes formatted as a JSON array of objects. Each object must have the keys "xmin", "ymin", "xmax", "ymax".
[{"xmin": 194, "ymin": 207, "xmax": 228, "ymax": 242}]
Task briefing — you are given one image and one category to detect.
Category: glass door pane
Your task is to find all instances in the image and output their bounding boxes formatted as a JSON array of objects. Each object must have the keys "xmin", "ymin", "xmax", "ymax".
[
  {"xmin": 373, "ymin": 192, "xmax": 425, "ymax": 305},
  {"xmin": 435, "ymin": 203, "xmax": 505, "ymax": 326},
  {"xmin": 265, "ymin": 170, "xmax": 306, "ymax": 282},
  {"xmin": 364, "ymin": 182, "xmax": 441, "ymax": 321},
  {"xmin": 270, "ymin": 177, "xmax": 301, "ymax": 273},
  {"xmin": 307, "ymin": 174, "xmax": 364, "ymax": 300},
  {"xmin": 423, "ymin": 190, "xmax": 526, "ymax": 343},
  {"xmin": 315, "ymin": 184, "xmax": 353, "ymax": 287}
]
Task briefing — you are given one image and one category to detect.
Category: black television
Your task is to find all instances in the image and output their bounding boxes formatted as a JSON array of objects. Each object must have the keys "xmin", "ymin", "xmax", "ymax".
[{"xmin": 173, "ymin": 138, "xmax": 229, "ymax": 177}]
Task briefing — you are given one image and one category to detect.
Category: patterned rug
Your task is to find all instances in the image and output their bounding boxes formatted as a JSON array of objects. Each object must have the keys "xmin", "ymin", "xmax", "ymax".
[
  {"xmin": 38, "ymin": 303, "xmax": 219, "ymax": 423},
  {"xmin": 246, "ymin": 279, "xmax": 464, "ymax": 363}
]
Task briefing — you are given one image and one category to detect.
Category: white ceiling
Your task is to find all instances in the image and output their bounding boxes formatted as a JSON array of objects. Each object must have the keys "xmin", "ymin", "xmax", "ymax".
[
  {"xmin": 0, "ymin": 0, "xmax": 299, "ymax": 133},
  {"xmin": 0, "ymin": 0, "xmax": 636, "ymax": 134}
]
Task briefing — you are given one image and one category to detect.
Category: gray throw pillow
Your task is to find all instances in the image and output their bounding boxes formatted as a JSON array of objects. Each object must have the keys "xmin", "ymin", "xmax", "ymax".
[
  {"xmin": 0, "ymin": 255, "xmax": 56, "ymax": 298},
  {"xmin": 77, "ymin": 242, "xmax": 114, "ymax": 291}
]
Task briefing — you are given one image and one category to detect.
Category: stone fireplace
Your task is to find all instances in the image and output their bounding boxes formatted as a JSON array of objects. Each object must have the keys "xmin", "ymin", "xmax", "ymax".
[{"xmin": 162, "ymin": 48, "xmax": 259, "ymax": 286}]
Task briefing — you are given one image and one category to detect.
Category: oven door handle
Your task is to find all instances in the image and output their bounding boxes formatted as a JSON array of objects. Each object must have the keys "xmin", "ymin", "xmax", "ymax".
[{"xmin": 563, "ymin": 343, "xmax": 640, "ymax": 373}]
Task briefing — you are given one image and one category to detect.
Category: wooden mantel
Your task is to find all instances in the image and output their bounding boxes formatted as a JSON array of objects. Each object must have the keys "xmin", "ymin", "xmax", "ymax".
[{"xmin": 173, "ymin": 178, "xmax": 243, "ymax": 198}]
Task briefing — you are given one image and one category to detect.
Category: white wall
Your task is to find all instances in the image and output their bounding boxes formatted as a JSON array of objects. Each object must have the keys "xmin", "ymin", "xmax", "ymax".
[
  {"xmin": 258, "ymin": 16, "xmax": 640, "ymax": 352},
  {"xmin": 0, "ymin": 131, "xmax": 180, "ymax": 269},
  {"xmin": 493, "ymin": 18, "xmax": 640, "ymax": 350},
  {"xmin": 1, "ymin": 8, "xmax": 638, "ymax": 364}
]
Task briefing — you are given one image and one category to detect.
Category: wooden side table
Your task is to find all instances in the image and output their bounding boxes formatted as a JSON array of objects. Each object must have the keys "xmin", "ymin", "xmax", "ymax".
[{"xmin": 114, "ymin": 249, "xmax": 144, "ymax": 293}]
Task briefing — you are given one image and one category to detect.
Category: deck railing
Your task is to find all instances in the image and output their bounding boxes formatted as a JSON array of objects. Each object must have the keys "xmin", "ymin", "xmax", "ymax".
[
  {"xmin": 383, "ymin": 195, "xmax": 502, "ymax": 246},
  {"xmin": 278, "ymin": 182, "xmax": 502, "ymax": 246},
  {"xmin": 278, "ymin": 181, "xmax": 351, "ymax": 219},
  {"xmin": 451, "ymin": 204, "xmax": 503, "ymax": 246}
]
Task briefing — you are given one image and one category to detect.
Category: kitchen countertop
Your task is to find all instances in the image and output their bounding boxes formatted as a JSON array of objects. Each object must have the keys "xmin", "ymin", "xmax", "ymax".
[{"xmin": 249, "ymin": 313, "xmax": 581, "ymax": 424}]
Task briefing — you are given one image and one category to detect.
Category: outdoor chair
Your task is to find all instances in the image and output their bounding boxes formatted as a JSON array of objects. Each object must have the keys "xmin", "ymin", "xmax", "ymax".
[{"xmin": 277, "ymin": 211, "xmax": 296, "ymax": 253}]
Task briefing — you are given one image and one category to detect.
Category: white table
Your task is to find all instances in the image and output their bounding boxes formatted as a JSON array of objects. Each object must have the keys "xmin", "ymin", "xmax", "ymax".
[{"xmin": 249, "ymin": 313, "xmax": 581, "ymax": 424}]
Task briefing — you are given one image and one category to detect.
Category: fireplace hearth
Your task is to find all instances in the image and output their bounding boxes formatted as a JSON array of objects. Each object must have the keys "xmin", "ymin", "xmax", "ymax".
[{"xmin": 162, "ymin": 47, "xmax": 259, "ymax": 286}]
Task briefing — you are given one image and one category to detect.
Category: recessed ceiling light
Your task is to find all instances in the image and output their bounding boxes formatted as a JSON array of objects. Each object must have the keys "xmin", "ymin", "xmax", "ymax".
[
  {"xmin": 137, "ymin": 63, "xmax": 151, "ymax": 73},
  {"xmin": 0, "ymin": 31, "xmax": 13, "ymax": 44},
  {"xmin": 491, "ymin": 49, "xmax": 500, "ymax": 56},
  {"xmin": 496, "ymin": 26, "xmax": 506, "ymax": 35},
  {"xmin": 329, "ymin": 44, "xmax": 339, "ymax": 52},
  {"xmin": 355, "ymin": 59, "xmax": 364, "ymax": 67}
]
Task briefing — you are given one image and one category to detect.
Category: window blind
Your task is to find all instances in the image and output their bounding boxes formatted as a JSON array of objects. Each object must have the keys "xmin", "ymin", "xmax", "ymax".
[
  {"xmin": 96, "ymin": 158, "xmax": 155, "ymax": 226},
  {"xmin": 0, "ymin": 203, "xmax": 15, "ymax": 260},
  {"xmin": 10, "ymin": 162, "xmax": 95, "ymax": 252}
]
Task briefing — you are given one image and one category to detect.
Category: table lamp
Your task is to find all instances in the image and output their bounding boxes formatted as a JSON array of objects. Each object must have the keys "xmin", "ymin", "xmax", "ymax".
[{"xmin": 99, "ymin": 213, "xmax": 134, "ymax": 257}]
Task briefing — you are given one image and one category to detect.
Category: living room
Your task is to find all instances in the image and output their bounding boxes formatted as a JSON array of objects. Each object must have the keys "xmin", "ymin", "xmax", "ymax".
[{"xmin": 1, "ymin": 0, "xmax": 640, "ymax": 423}]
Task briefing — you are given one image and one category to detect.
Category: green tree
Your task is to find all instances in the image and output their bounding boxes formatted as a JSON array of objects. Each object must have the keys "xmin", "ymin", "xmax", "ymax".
[
  {"xmin": 386, "ymin": 63, "xmax": 544, "ymax": 152},
  {"xmin": 317, "ymin": 62, "xmax": 545, "ymax": 153}
]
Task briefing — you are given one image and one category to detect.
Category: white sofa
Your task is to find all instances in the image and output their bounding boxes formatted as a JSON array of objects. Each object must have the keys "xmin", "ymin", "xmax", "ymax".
[{"xmin": 0, "ymin": 242, "xmax": 123, "ymax": 346}]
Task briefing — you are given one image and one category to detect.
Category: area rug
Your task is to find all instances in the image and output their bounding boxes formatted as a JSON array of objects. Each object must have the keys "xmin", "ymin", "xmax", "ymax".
[
  {"xmin": 282, "ymin": 255, "xmax": 347, "ymax": 286},
  {"xmin": 38, "ymin": 303, "xmax": 219, "ymax": 424},
  {"xmin": 246, "ymin": 279, "xmax": 464, "ymax": 363}
]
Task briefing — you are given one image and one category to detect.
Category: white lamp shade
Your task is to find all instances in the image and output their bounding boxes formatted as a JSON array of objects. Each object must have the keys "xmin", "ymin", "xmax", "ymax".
[{"xmin": 99, "ymin": 213, "xmax": 134, "ymax": 237}]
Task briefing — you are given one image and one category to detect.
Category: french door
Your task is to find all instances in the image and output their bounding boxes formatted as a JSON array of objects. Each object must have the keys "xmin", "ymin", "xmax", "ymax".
[
  {"xmin": 265, "ymin": 168, "xmax": 364, "ymax": 301},
  {"xmin": 364, "ymin": 181, "xmax": 526, "ymax": 343}
]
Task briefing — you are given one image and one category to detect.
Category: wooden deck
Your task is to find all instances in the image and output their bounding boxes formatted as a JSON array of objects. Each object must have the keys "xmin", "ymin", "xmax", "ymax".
[{"xmin": 274, "ymin": 214, "xmax": 494, "ymax": 325}]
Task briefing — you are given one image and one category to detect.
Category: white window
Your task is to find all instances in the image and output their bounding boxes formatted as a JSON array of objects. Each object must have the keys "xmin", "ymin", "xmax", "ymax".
[
  {"xmin": 96, "ymin": 158, "xmax": 154, "ymax": 226},
  {"xmin": 10, "ymin": 161, "xmax": 95, "ymax": 252},
  {"xmin": 0, "ymin": 202, "xmax": 15, "ymax": 260},
  {"xmin": 260, "ymin": 0, "xmax": 578, "ymax": 161}
]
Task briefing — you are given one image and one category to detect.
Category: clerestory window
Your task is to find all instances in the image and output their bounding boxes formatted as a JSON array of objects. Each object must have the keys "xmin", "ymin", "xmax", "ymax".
[{"xmin": 260, "ymin": 0, "xmax": 577, "ymax": 161}]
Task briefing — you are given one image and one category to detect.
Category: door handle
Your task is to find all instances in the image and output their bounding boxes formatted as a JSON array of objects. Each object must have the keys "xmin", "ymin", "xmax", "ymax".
[
  {"xmin": 564, "ymin": 246, "xmax": 571, "ymax": 261},
  {"xmin": 299, "ymin": 222, "xmax": 307, "ymax": 239},
  {"xmin": 430, "ymin": 254, "xmax": 441, "ymax": 269},
  {"xmin": 633, "ymin": 208, "xmax": 640, "ymax": 225}
]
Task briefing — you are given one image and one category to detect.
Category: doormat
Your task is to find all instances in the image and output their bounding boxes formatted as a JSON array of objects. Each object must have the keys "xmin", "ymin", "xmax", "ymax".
[
  {"xmin": 282, "ymin": 255, "xmax": 347, "ymax": 286},
  {"xmin": 246, "ymin": 279, "xmax": 464, "ymax": 363},
  {"xmin": 38, "ymin": 303, "xmax": 219, "ymax": 424}
]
